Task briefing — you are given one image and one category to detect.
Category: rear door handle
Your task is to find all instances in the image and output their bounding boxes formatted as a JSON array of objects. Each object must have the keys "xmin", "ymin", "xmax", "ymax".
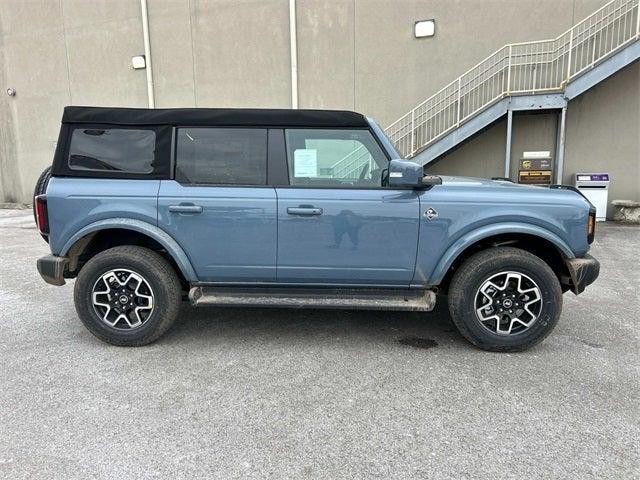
[
  {"xmin": 287, "ymin": 206, "xmax": 323, "ymax": 216},
  {"xmin": 168, "ymin": 204, "xmax": 203, "ymax": 214}
]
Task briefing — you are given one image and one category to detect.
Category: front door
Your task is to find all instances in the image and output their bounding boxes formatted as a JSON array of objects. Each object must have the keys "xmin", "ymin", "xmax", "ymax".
[
  {"xmin": 276, "ymin": 128, "xmax": 420, "ymax": 285},
  {"xmin": 158, "ymin": 127, "xmax": 277, "ymax": 283}
]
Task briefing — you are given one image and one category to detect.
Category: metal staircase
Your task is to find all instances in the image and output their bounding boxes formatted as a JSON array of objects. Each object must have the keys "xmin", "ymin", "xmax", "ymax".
[
  {"xmin": 331, "ymin": 147, "xmax": 373, "ymax": 179},
  {"xmin": 330, "ymin": 0, "xmax": 638, "ymax": 179},
  {"xmin": 383, "ymin": 0, "xmax": 640, "ymax": 169}
]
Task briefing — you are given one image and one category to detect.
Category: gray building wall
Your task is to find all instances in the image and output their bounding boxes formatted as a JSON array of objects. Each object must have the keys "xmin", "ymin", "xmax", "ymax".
[
  {"xmin": 564, "ymin": 62, "xmax": 640, "ymax": 217},
  {"xmin": 0, "ymin": 0, "xmax": 638, "ymax": 213},
  {"xmin": 425, "ymin": 64, "xmax": 640, "ymax": 217}
]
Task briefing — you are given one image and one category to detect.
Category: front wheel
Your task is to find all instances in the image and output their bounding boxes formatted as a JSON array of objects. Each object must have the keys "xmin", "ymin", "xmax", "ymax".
[
  {"xmin": 448, "ymin": 247, "xmax": 562, "ymax": 352},
  {"xmin": 74, "ymin": 246, "xmax": 181, "ymax": 346}
]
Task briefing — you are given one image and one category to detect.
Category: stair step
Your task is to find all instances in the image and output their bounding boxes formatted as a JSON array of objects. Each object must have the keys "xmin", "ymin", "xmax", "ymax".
[{"xmin": 189, "ymin": 286, "xmax": 436, "ymax": 311}]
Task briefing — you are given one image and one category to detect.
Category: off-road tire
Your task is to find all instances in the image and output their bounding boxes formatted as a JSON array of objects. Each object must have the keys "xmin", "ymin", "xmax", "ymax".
[
  {"xmin": 74, "ymin": 246, "xmax": 181, "ymax": 346},
  {"xmin": 448, "ymin": 247, "xmax": 562, "ymax": 352}
]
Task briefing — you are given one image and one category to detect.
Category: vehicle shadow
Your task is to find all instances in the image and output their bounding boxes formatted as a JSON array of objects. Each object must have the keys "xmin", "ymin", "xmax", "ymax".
[{"xmin": 161, "ymin": 296, "xmax": 464, "ymax": 349}]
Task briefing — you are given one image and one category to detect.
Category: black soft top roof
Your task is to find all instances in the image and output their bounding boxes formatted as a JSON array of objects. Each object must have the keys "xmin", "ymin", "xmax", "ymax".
[{"xmin": 62, "ymin": 106, "xmax": 369, "ymax": 128}]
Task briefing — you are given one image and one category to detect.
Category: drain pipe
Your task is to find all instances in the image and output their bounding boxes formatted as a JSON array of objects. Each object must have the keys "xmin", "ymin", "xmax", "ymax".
[
  {"xmin": 140, "ymin": 0, "xmax": 155, "ymax": 108},
  {"xmin": 289, "ymin": 0, "xmax": 298, "ymax": 109}
]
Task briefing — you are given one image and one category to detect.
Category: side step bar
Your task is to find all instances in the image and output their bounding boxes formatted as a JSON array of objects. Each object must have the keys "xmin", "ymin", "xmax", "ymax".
[{"xmin": 189, "ymin": 287, "xmax": 437, "ymax": 311}]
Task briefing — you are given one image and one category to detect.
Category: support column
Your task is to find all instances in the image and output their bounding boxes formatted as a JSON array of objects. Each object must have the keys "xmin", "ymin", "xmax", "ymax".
[
  {"xmin": 504, "ymin": 109, "xmax": 513, "ymax": 178},
  {"xmin": 555, "ymin": 106, "xmax": 567, "ymax": 184}
]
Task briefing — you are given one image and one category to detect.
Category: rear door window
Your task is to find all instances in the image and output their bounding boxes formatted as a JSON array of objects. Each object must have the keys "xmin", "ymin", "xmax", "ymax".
[
  {"xmin": 175, "ymin": 128, "xmax": 267, "ymax": 185},
  {"xmin": 68, "ymin": 128, "xmax": 156, "ymax": 173}
]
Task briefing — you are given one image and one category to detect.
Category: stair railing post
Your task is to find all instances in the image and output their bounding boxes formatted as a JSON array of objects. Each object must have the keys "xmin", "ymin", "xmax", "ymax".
[
  {"xmin": 456, "ymin": 77, "xmax": 462, "ymax": 126},
  {"xmin": 532, "ymin": 43, "xmax": 537, "ymax": 94},
  {"xmin": 410, "ymin": 110, "xmax": 415, "ymax": 155},
  {"xmin": 566, "ymin": 27, "xmax": 574, "ymax": 82},
  {"xmin": 506, "ymin": 45, "xmax": 512, "ymax": 94}
]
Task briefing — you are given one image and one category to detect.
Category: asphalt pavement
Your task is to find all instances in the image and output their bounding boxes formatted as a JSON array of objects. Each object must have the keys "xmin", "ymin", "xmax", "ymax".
[{"xmin": 0, "ymin": 208, "xmax": 638, "ymax": 479}]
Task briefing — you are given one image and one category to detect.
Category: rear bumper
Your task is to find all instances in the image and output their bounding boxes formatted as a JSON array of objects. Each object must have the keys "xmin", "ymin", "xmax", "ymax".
[
  {"xmin": 37, "ymin": 255, "xmax": 68, "ymax": 286},
  {"xmin": 565, "ymin": 254, "xmax": 600, "ymax": 295}
]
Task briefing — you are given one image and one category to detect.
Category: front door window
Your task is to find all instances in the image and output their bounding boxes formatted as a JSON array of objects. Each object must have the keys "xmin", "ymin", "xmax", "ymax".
[{"xmin": 284, "ymin": 129, "xmax": 389, "ymax": 188}]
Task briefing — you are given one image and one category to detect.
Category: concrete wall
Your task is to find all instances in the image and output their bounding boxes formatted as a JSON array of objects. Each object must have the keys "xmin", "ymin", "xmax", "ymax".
[
  {"xmin": 564, "ymin": 62, "xmax": 640, "ymax": 217},
  {"xmin": 1, "ymin": 0, "xmax": 638, "ymax": 212},
  {"xmin": 425, "ymin": 112, "xmax": 561, "ymax": 181},
  {"xmin": 425, "ymin": 64, "xmax": 640, "ymax": 216},
  {"xmin": 424, "ymin": 119, "xmax": 507, "ymax": 179},
  {"xmin": 296, "ymin": 0, "xmax": 355, "ymax": 110},
  {"xmin": 0, "ymin": 0, "xmax": 148, "ymax": 204}
]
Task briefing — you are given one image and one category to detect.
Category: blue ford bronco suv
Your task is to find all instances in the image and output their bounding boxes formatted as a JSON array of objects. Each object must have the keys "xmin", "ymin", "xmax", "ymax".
[{"xmin": 35, "ymin": 106, "xmax": 599, "ymax": 351}]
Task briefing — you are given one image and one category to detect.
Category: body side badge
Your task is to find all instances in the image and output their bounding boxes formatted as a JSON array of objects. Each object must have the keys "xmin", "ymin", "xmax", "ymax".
[{"xmin": 424, "ymin": 207, "xmax": 438, "ymax": 220}]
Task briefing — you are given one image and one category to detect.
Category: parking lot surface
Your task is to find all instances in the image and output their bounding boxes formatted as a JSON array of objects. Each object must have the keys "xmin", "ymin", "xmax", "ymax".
[{"xmin": 0, "ymin": 208, "xmax": 638, "ymax": 479}]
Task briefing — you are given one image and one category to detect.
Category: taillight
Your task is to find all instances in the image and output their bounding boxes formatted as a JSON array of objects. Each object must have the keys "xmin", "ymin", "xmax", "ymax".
[
  {"xmin": 587, "ymin": 208, "xmax": 596, "ymax": 244},
  {"xmin": 35, "ymin": 195, "xmax": 49, "ymax": 235}
]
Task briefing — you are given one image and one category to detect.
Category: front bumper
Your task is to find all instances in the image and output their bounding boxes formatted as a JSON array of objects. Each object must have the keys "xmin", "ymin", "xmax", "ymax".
[
  {"xmin": 565, "ymin": 254, "xmax": 600, "ymax": 295},
  {"xmin": 37, "ymin": 255, "xmax": 68, "ymax": 286}
]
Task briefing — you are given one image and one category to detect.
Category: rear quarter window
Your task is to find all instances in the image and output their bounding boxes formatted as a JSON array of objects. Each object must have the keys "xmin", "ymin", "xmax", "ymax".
[{"xmin": 68, "ymin": 128, "xmax": 156, "ymax": 174}]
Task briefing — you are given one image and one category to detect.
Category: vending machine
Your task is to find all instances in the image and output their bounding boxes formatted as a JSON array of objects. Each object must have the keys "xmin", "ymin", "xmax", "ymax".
[{"xmin": 575, "ymin": 173, "xmax": 610, "ymax": 221}]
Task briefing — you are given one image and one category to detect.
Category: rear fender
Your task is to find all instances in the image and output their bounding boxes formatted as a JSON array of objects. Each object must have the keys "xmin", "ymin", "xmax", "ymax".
[{"xmin": 60, "ymin": 218, "xmax": 198, "ymax": 282}]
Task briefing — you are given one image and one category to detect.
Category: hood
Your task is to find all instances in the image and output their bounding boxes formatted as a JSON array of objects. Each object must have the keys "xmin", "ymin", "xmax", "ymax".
[
  {"xmin": 439, "ymin": 175, "xmax": 533, "ymax": 188},
  {"xmin": 433, "ymin": 175, "xmax": 593, "ymax": 208}
]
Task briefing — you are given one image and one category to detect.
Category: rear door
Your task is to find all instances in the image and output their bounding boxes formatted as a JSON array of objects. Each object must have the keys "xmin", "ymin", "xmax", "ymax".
[
  {"xmin": 158, "ymin": 127, "xmax": 277, "ymax": 283},
  {"xmin": 275, "ymin": 128, "xmax": 420, "ymax": 286}
]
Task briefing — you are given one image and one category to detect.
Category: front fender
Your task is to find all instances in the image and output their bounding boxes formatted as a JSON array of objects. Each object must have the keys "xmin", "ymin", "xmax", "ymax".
[
  {"xmin": 59, "ymin": 218, "xmax": 198, "ymax": 282},
  {"xmin": 427, "ymin": 222, "xmax": 575, "ymax": 285}
]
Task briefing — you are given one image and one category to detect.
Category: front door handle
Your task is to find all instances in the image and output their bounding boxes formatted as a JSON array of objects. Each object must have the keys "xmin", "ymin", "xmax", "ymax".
[
  {"xmin": 168, "ymin": 204, "xmax": 203, "ymax": 214},
  {"xmin": 287, "ymin": 206, "xmax": 323, "ymax": 216}
]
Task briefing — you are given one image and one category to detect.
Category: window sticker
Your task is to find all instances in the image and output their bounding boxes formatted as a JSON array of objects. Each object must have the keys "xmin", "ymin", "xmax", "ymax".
[{"xmin": 294, "ymin": 149, "xmax": 318, "ymax": 177}]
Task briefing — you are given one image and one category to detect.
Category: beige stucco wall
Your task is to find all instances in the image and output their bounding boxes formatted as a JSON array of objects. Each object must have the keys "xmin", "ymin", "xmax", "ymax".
[{"xmin": 0, "ymin": 0, "xmax": 638, "ymax": 213}]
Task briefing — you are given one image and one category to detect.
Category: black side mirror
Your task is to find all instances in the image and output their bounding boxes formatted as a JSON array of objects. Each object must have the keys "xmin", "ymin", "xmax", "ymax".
[
  {"xmin": 388, "ymin": 159, "xmax": 442, "ymax": 189},
  {"xmin": 421, "ymin": 175, "xmax": 443, "ymax": 186}
]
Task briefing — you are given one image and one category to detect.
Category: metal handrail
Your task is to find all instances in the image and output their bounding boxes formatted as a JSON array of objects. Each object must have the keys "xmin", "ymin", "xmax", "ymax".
[
  {"xmin": 330, "ymin": 144, "xmax": 370, "ymax": 177},
  {"xmin": 384, "ymin": 0, "xmax": 639, "ymax": 158},
  {"xmin": 334, "ymin": 148, "xmax": 372, "ymax": 178}
]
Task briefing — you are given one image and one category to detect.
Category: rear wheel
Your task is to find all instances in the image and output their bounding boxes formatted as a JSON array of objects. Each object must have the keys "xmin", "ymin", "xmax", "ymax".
[
  {"xmin": 448, "ymin": 247, "xmax": 562, "ymax": 352},
  {"xmin": 74, "ymin": 246, "xmax": 181, "ymax": 346}
]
